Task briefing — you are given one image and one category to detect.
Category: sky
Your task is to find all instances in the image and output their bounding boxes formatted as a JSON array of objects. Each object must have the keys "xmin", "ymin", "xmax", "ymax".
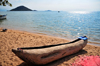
[{"xmin": 0, "ymin": 0, "xmax": 100, "ymax": 11}]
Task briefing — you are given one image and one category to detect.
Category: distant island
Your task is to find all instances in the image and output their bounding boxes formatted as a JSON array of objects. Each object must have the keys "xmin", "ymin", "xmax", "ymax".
[
  {"xmin": 10, "ymin": 5, "xmax": 33, "ymax": 11},
  {"xmin": 45, "ymin": 10, "xmax": 52, "ymax": 11},
  {"xmin": 33, "ymin": 10, "xmax": 37, "ymax": 11}
]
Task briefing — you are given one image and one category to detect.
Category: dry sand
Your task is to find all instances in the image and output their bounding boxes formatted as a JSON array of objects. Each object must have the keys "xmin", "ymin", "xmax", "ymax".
[{"xmin": 0, "ymin": 28, "xmax": 100, "ymax": 66}]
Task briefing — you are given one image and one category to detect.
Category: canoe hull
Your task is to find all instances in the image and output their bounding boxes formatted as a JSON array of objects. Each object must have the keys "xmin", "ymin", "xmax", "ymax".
[
  {"xmin": 0, "ymin": 15, "xmax": 6, "ymax": 20},
  {"xmin": 12, "ymin": 37, "xmax": 88, "ymax": 65}
]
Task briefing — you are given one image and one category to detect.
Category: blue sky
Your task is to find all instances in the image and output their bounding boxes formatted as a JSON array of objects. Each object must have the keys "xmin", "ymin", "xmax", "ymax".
[{"xmin": 0, "ymin": 0, "xmax": 100, "ymax": 11}]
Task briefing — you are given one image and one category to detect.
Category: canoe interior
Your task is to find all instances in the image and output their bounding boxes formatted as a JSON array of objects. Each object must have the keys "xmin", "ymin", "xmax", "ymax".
[{"xmin": 19, "ymin": 38, "xmax": 82, "ymax": 50}]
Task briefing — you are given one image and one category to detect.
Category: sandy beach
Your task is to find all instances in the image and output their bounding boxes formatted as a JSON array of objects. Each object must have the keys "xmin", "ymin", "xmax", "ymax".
[{"xmin": 0, "ymin": 28, "xmax": 100, "ymax": 66}]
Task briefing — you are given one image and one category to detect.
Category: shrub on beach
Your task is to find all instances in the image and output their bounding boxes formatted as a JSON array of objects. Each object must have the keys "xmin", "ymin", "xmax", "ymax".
[{"xmin": 71, "ymin": 55, "xmax": 100, "ymax": 66}]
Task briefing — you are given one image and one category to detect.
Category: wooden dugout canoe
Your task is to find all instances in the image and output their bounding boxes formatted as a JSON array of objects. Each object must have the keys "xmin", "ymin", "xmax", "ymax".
[
  {"xmin": 12, "ymin": 36, "xmax": 88, "ymax": 65},
  {"xmin": 0, "ymin": 15, "xmax": 7, "ymax": 20}
]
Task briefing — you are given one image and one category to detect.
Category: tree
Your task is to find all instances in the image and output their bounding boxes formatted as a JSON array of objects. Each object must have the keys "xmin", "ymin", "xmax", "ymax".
[{"xmin": 0, "ymin": 0, "xmax": 12, "ymax": 6}]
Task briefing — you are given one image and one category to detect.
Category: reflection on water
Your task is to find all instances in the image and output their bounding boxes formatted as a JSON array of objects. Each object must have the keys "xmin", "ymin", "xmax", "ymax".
[
  {"xmin": 69, "ymin": 11, "xmax": 90, "ymax": 14},
  {"xmin": 0, "ymin": 11, "xmax": 100, "ymax": 45}
]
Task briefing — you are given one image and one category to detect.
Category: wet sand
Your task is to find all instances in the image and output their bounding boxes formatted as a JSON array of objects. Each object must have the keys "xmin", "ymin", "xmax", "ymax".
[{"xmin": 0, "ymin": 28, "xmax": 100, "ymax": 66}]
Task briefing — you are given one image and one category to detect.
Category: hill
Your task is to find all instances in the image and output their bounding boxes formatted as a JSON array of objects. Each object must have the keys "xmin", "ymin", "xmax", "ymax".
[{"xmin": 10, "ymin": 5, "xmax": 32, "ymax": 11}]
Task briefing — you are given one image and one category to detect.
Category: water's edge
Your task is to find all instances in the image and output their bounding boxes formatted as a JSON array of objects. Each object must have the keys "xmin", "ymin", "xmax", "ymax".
[{"xmin": 1, "ymin": 27, "xmax": 100, "ymax": 46}]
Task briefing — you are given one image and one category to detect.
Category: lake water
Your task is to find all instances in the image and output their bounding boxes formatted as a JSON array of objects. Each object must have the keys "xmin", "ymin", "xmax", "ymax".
[{"xmin": 0, "ymin": 11, "xmax": 100, "ymax": 46}]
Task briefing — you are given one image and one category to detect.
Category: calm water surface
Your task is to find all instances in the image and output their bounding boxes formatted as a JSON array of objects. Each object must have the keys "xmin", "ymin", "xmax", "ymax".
[{"xmin": 0, "ymin": 11, "xmax": 100, "ymax": 46}]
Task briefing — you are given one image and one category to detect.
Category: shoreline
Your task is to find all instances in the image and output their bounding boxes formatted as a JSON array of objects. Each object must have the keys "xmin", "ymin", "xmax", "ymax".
[
  {"xmin": 0, "ymin": 28, "xmax": 100, "ymax": 66},
  {"xmin": 1, "ymin": 27, "xmax": 100, "ymax": 47}
]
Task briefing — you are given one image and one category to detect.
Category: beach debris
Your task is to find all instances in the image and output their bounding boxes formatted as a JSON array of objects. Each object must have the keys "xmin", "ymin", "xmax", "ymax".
[
  {"xmin": 2, "ymin": 29, "xmax": 7, "ymax": 32},
  {"xmin": 71, "ymin": 55, "xmax": 100, "ymax": 66}
]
